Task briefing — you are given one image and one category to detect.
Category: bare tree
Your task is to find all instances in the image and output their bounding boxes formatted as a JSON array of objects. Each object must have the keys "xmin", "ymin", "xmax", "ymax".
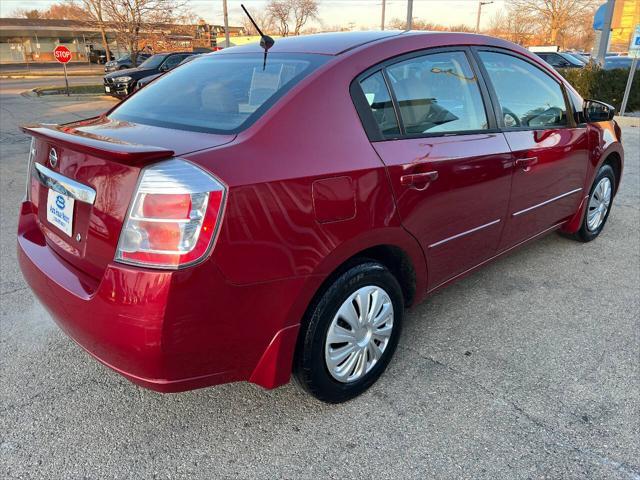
[
  {"xmin": 267, "ymin": 0, "xmax": 292, "ymax": 36},
  {"xmin": 266, "ymin": 0, "xmax": 319, "ymax": 36},
  {"xmin": 487, "ymin": 9, "xmax": 537, "ymax": 45},
  {"xmin": 103, "ymin": 0, "xmax": 187, "ymax": 62},
  {"xmin": 12, "ymin": 8, "xmax": 43, "ymax": 19},
  {"xmin": 291, "ymin": 0, "xmax": 319, "ymax": 35},
  {"xmin": 79, "ymin": 0, "xmax": 113, "ymax": 61},
  {"xmin": 507, "ymin": 0, "xmax": 598, "ymax": 46},
  {"xmin": 13, "ymin": 2, "xmax": 84, "ymax": 20},
  {"xmin": 241, "ymin": 10, "xmax": 275, "ymax": 36}
]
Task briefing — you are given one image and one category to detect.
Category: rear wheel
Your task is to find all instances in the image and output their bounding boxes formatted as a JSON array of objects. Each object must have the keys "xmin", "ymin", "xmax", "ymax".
[
  {"xmin": 573, "ymin": 164, "xmax": 615, "ymax": 242},
  {"xmin": 293, "ymin": 261, "xmax": 403, "ymax": 403}
]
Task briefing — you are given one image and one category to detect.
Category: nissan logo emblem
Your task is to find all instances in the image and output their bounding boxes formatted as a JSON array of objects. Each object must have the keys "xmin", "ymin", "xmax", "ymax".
[{"xmin": 49, "ymin": 148, "xmax": 58, "ymax": 168}]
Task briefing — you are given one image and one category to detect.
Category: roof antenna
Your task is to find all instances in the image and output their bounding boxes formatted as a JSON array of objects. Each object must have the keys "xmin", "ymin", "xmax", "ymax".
[{"xmin": 241, "ymin": 3, "xmax": 275, "ymax": 70}]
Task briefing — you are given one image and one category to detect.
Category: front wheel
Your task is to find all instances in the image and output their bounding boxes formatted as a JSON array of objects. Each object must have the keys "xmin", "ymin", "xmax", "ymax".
[
  {"xmin": 573, "ymin": 164, "xmax": 615, "ymax": 242},
  {"xmin": 293, "ymin": 261, "xmax": 404, "ymax": 403}
]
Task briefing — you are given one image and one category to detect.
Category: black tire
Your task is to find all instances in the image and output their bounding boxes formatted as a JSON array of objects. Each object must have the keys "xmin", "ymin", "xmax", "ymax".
[
  {"xmin": 293, "ymin": 261, "xmax": 404, "ymax": 403},
  {"xmin": 573, "ymin": 163, "xmax": 616, "ymax": 242}
]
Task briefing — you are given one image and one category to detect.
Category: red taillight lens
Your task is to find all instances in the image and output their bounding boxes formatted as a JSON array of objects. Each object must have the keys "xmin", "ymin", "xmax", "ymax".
[
  {"xmin": 115, "ymin": 159, "xmax": 226, "ymax": 269},
  {"xmin": 142, "ymin": 193, "xmax": 192, "ymax": 219}
]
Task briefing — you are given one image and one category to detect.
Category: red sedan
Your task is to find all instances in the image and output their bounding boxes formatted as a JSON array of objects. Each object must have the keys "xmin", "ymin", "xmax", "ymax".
[{"xmin": 18, "ymin": 31, "xmax": 623, "ymax": 403}]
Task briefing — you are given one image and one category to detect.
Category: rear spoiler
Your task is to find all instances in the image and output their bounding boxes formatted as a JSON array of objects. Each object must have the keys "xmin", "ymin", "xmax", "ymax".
[{"xmin": 20, "ymin": 123, "xmax": 174, "ymax": 164}]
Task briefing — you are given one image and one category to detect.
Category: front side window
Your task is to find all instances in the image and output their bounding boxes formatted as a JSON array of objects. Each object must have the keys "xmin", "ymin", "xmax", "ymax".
[
  {"xmin": 479, "ymin": 51, "xmax": 568, "ymax": 129},
  {"xmin": 359, "ymin": 71, "xmax": 400, "ymax": 139},
  {"xmin": 110, "ymin": 53, "xmax": 327, "ymax": 134},
  {"xmin": 385, "ymin": 51, "xmax": 488, "ymax": 135}
]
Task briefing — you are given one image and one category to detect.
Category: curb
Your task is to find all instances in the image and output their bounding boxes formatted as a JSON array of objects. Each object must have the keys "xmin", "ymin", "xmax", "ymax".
[{"xmin": 20, "ymin": 88, "xmax": 118, "ymax": 102}]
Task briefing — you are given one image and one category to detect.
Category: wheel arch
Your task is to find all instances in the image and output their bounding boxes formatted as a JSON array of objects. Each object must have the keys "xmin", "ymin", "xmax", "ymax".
[
  {"xmin": 248, "ymin": 229, "xmax": 428, "ymax": 390},
  {"xmin": 602, "ymin": 151, "xmax": 622, "ymax": 195}
]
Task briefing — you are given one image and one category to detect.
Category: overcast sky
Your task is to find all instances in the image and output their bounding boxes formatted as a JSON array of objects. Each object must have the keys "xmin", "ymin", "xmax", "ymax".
[{"xmin": 0, "ymin": 0, "xmax": 507, "ymax": 30}]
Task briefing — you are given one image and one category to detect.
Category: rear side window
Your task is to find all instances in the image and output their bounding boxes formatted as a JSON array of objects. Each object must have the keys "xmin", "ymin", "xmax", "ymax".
[
  {"xmin": 359, "ymin": 72, "xmax": 400, "ymax": 139},
  {"xmin": 385, "ymin": 51, "xmax": 488, "ymax": 135},
  {"xmin": 110, "ymin": 53, "xmax": 328, "ymax": 134},
  {"xmin": 479, "ymin": 51, "xmax": 568, "ymax": 129}
]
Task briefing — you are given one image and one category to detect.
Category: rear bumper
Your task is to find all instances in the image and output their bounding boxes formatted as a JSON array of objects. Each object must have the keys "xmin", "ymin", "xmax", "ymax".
[{"xmin": 17, "ymin": 202, "xmax": 308, "ymax": 392}]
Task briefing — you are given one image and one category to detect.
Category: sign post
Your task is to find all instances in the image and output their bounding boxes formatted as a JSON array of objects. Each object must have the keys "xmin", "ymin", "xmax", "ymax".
[
  {"xmin": 53, "ymin": 45, "xmax": 71, "ymax": 96},
  {"xmin": 620, "ymin": 25, "xmax": 640, "ymax": 116}
]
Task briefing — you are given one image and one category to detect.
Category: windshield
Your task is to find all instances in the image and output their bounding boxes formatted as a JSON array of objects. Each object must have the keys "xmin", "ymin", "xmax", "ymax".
[
  {"xmin": 566, "ymin": 53, "xmax": 588, "ymax": 64},
  {"xmin": 110, "ymin": 53, "xmax": 328, "ymax": 134},
  {"xmin": 117, "ymin": 54, "xmax": 131, "ymax": 62},
  {"xmin": 139, "ymin": 54, "xmax": 167, "ymax": 69},
  {"xmin": 559, "ymin": 53, "xmax": 584, "ymax": 66}
]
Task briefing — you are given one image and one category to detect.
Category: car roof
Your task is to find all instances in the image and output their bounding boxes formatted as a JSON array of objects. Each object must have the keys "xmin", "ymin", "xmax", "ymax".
[
  {"xmin": 218, "ymin": 31, "xmax": 409, "ymax": 56},
  {"xmin": 216, "ymin": 30, "xmax": 530, "ymax": 57}
]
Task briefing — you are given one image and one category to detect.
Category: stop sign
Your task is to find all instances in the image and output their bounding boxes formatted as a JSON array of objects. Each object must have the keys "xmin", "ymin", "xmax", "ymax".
[{"xmin": 53, "ymin": 45, "xmax": 72, "ymax": 63}]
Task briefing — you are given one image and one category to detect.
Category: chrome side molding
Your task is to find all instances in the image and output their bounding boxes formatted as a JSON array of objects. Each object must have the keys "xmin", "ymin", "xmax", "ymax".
[
  {"xmin": 512, "ymin": 188, "xmax": 582, "ymax": 217},
  {"xmin": 33, "ymin": 162, "xmax": 96, "ymax": 205},
  {"xmin": 429, "ymin": 219, "xmax": 501, "ymax": 248}
]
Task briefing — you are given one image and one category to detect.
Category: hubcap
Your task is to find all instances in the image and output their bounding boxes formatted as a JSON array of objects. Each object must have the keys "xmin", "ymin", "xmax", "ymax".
[
  {"xmin": 325, "ymin": 285, "xmax": 394, "ymax": 383},
  {"xmin": 587, "ymin": 177, "xmax": 612, "ymax": 232}
]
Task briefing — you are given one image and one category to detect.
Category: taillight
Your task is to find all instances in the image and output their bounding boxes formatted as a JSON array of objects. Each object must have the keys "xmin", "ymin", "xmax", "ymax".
[{"xmin": 115, "ymin": 159, "xmax": 226, "ymax": 269}]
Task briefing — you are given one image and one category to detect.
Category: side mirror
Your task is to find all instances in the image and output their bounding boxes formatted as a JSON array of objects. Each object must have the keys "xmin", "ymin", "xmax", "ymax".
[
  {"xmin": 584, "ymin": 99, "xmax": 615, "ymax": 122},
  {"xmin": 160, "ymin": 63, "xmax": 170, "ymax": 72}
]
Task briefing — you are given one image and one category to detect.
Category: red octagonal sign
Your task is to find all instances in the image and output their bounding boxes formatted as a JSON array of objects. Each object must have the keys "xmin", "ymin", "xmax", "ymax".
[{"xmin": 53, "ymin": 45, "xmax": 72, "ymax": 63}]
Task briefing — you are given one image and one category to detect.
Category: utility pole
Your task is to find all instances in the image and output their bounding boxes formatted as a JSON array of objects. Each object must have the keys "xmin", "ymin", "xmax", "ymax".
[
  {"xmin": 406, "ymin": 0, "xmax": 413, "ymax": 31},
  {"xmin": 223, "ymin": 0, "xmax": 230, "ymax": 48},
  {"xmin": 381, "ymin": 0, "xmax": 386, "ymax": 31},
  {"xmin": 595, "ymin": 0, "xmax": 615, "ymax": 66},
  {"xmin": 475, "ymin": 1, "xmax": 493, "ymax": 34}
]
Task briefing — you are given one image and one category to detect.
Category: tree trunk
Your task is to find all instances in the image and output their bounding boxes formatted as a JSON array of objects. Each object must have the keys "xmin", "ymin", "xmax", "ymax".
[{"xmin": 100, "ymin": 26, "xmax": 111, "ymax": 61}]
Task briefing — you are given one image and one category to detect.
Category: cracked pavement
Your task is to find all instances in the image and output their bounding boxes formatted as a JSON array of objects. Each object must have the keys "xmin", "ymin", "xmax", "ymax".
[{"xmin": 1, "ymin": 76, "xmax": 639, "ymax": 479}]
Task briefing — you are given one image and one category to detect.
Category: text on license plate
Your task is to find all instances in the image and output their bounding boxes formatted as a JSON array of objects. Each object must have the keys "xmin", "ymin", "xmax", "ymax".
[{"xmin": 47, "ymin": 189, "xmax": 74, "ymax": 237}]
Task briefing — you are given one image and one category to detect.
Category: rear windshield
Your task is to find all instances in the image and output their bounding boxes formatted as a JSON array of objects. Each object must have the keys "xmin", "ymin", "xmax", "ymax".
[{"xmin": 110, "ymin": 53, "xmax": 328, "ymax": 134}]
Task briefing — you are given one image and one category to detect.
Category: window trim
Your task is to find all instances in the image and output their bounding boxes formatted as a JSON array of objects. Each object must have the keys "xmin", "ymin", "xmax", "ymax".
[
  {"xmin": 469, "ymin": 46, "xmax": 578, "ymax": 131},
  {"xmin": 350, "ymin": 46, "xmax": 500, "ymax": 142}
]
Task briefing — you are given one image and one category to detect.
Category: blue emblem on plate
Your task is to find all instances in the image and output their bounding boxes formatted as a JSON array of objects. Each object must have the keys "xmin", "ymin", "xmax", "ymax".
[{"xmin": 56, "ymin": 195, "xmax": 65, "ymax": 209}]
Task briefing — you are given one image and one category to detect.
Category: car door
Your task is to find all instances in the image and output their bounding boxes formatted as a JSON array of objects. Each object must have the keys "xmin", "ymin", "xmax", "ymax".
[
  {"xmin": 353, "ymin": 49, "xmax": 513, "ymax": 289},
  {"xmin": 474, "ymin": 49, "xmax": 590, "ymax": 250}
]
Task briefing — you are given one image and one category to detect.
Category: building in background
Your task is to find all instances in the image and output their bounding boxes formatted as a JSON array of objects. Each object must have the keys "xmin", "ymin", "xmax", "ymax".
[
  {"xmin": 0, "ymin": 18, "xmax": 245, "ymax": 65},
  {"xmin": 610, "ymin": 0, "xmax": 640, "ymax": 52}
]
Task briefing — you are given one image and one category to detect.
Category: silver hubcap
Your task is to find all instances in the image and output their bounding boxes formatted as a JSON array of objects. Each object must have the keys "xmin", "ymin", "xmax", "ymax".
[
  {"xmin": 587, "ymin": 177, "xmax": 612, "ymax": 232},
  {"xmin": 325, "ymin": 285, "xmax": 394, "ymax": 383}
]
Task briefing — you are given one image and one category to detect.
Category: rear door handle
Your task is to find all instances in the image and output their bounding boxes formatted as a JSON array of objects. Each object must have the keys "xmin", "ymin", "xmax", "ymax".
[
  {"xmin": 515, "ymin": 157, "xmax": 538, "ymax": 170},
  {"xmin": 400, "ymin": 171, "xmax": 439, "ymax": 190}
]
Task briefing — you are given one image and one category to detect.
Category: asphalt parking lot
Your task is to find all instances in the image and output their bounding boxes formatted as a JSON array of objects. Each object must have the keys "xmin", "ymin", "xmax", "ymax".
[{"xmin": 1, "ymin": 77, "xmax": 639, "ymax": 480}]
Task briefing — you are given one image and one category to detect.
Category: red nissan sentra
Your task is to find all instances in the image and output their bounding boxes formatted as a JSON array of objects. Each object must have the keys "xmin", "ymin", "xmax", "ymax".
[{"xmin": 18, "ymin": 31, "xmax": 623, "ymax": 403}]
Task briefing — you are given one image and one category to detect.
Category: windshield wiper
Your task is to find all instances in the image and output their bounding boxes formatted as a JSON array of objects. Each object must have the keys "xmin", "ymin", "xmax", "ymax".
[{"xmin": 241, "ymin": 3, "xmax": 275, "ymax": 70}]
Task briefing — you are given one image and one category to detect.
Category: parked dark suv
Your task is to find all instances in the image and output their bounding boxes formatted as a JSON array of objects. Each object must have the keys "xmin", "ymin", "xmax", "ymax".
[
  {"xmin": 104, "ymin": 52, "xmax": 152, "ymax": 72},
  {"xmin": 103, "ymin": 52, "xmax": 195, "ymax": 98}
]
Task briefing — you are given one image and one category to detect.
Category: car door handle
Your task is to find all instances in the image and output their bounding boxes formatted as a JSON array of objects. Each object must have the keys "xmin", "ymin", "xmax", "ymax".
[
  {"xmin": 515, "ymin": 157, "xmax": 538, "ymax": 170},
  {"xmin": 400, "ymin": 171, "xmax": 439, "ymax": 190}
]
